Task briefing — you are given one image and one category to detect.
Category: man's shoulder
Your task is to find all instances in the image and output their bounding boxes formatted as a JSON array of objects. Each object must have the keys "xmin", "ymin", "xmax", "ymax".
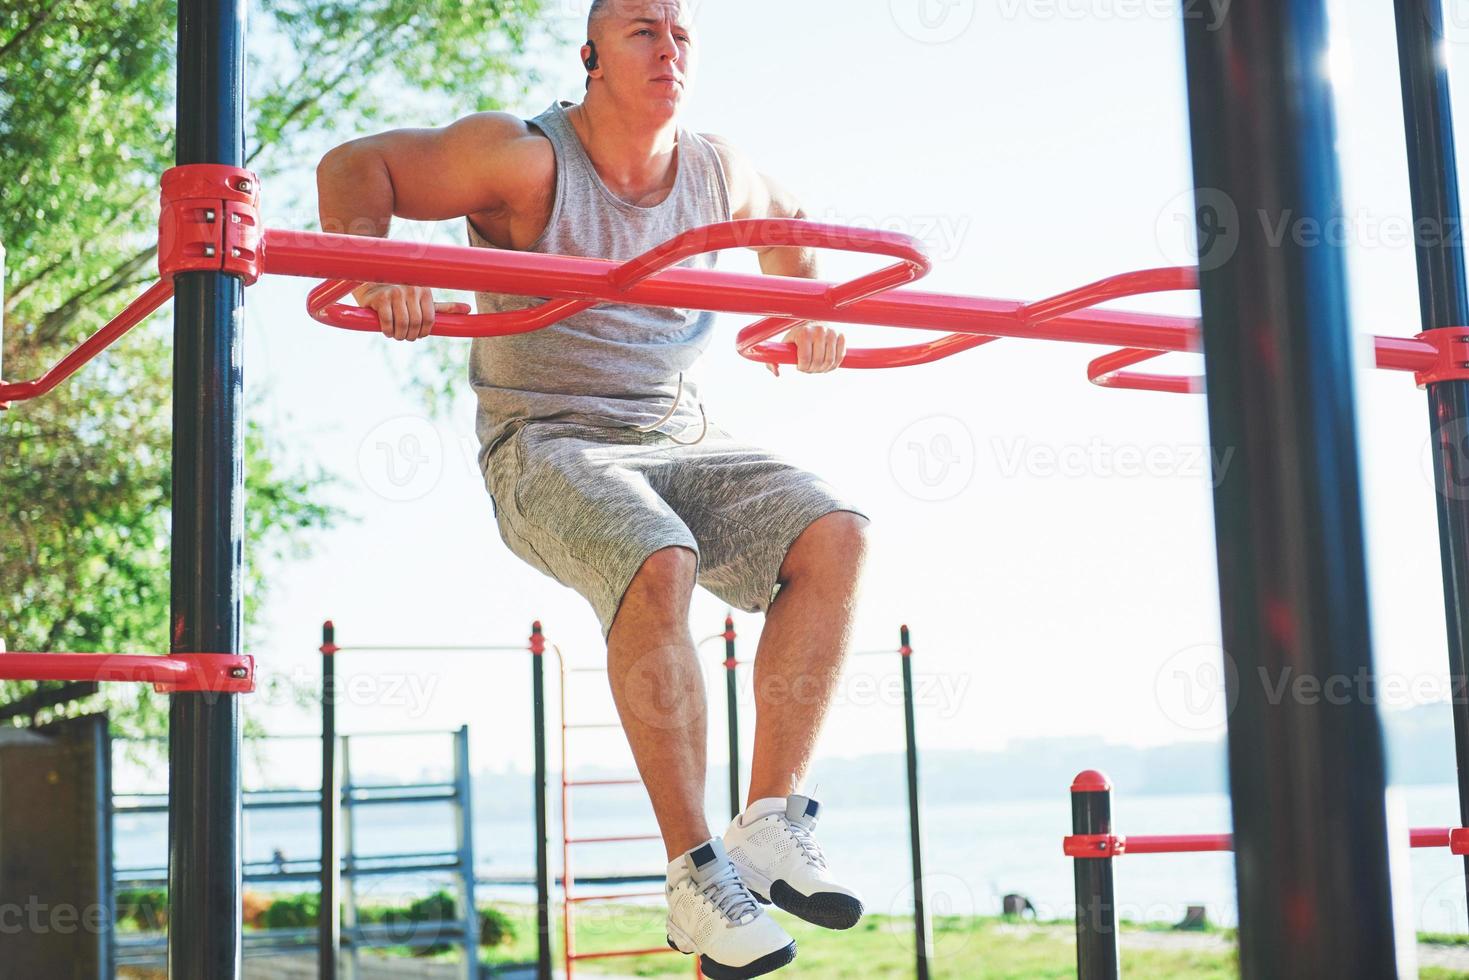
[{"xmin": 696, "ymin": 132, "xmax": 758, "ymax": 216}]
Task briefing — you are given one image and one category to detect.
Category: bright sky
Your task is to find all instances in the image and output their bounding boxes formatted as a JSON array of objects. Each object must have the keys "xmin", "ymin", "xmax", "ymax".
[{"xmin": 236, "ymin": 0, "xmax": 1459, "ymax": 784}]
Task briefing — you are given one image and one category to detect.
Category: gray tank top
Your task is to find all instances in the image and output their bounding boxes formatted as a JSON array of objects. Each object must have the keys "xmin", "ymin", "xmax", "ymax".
[{"xmin": 466, "ymin": 100, "xmax": 733, "ymax": 471}]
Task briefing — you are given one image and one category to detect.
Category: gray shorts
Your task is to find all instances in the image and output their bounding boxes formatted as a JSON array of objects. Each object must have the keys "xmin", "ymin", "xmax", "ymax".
[{"xmin": 483, "ymin": 420, "xmax": 868, "ymax": 640}]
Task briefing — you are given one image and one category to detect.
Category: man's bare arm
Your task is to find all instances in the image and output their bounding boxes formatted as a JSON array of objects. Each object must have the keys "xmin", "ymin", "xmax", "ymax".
[
  {"xmin": 703, "ymin": 134, "xmax": 843, "ymax": 373},
  {"xmin": 314, "ymin": 112, "xmax": 537, "ymax": 340},
  {"xmin": 703, "ymin": 133, "xmax": 818, "ymax": 278}
]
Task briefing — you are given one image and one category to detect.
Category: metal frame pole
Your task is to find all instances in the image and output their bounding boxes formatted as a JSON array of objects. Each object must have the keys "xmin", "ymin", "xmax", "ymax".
[
  {"xmin": 321, "ymin": 621, "xmax": 341, "ymax": 979},
  {"xmin": 725, "ymin": 613, "xmax": 741, "ymax": 820},
  {"xmin": 1393, "ymin": 0, "xmax": 1469, "ymax": 926},
  {"xmin": 898, "ymin": 626, "xmax": 931, "ymax": 980},
  {"xmin": 167, "ymin": 1, "xmax": 246, "ymax": 977},
  {"xmin": 530, "ymin": 622, "xmax": 553, "ymax": 980},
  {"xmin": 1071, "ymin": 771, "xmax": 1119, "ymax": 980},
  {"xmin": 453, "ymin": 725, "xmax": 479, "ymax": 979},
  {"xmin": 1181, "ymin": 2, "xmax": 1399, "ymax": 974}
]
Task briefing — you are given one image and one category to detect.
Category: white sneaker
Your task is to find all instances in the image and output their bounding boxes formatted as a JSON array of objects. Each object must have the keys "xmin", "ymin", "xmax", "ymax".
[
  {"xmin": 724, "ymin": 794, "xmax": 865, "ymax": 930},
  {"xmin": 665, "ymin": 838, "xmax": 797, "ymax": 979}
]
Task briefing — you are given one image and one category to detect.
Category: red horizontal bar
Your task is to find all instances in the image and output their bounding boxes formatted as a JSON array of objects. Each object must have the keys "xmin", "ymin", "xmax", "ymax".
[
  {"xmin": 0, "ymin": 652, "xmax": 255, "ymax": 693},
  {"xmin": 567, "ymin": 947, "xmax": 678, "ymax": 961},
  {"xmin": 564, "ymin": 723, "xmax": 621, "ymax": 730},
  {"xmin": 1069, "ymin": 827, "xmax": 1468, "ymax": 859},
  {"xmin": 1412, "ymin": 828, "xmax": 1451, "ymax": 848},
  {"xmin": 567, "ymin": 890, "xmax": 664, "ymax": 904},
  {"xmin": 261, "ymin": 228, "xmax": 1203, "ymax": 353},
  {"xmin": 1123, "ymin": 833, "xmax": 1234, "ymax": 855},
  {"xmin": 565, "ymin": 778, "xmax": 643, "ymax": 788},
  {"xmin": 565, "ymin": 834, "xmax": 661, "ymax": 845}
]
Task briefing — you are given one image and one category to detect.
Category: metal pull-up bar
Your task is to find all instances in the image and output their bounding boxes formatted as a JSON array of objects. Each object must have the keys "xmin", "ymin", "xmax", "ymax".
[{"xmin": 1, "ymin": 164, "xmax": 1461, "ymax": 414}]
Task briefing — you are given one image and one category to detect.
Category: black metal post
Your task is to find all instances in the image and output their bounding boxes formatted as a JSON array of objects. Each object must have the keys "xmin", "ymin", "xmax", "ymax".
[
  {"xmin": 898, "ymin": 626, "xmax": 931, "ymax": 980},
  {"xmin": 321, "ymin": 621, "xmax": 341, "ymax": 979},
  {"xmin": 725, "ymin": 613, "xmax": 741, "ymax": 820},
  {"xmin": 1394, "ymin": 0, "xmax": 1469, "ymax": 926},
  {"xmin": 530, "ymin": 621, "xmax": 553, "ymax": 980},
  {"xmin": 1071, "ymin": 772, "xmax": 1119, "ymax": 980},
  {"xmin": 167, "ymin": 2, "xmax": 246, "ymax": 978},
  {"xmin": 1181, "ymin": 2, "xmax": 1399, "ymax": 974}
]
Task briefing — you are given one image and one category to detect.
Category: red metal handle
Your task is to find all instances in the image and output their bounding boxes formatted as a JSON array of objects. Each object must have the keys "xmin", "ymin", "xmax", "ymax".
[
  {"xmin": 305, "ymin": 219, "xmax": 930, "ymax": 343},
  {"xmin": 1022, "ymin": 267, "xmax": 1206, "ymax": 394},
  {"xmin": 0, "ymin": 651, "xmax": 255, "ymax": 693}
]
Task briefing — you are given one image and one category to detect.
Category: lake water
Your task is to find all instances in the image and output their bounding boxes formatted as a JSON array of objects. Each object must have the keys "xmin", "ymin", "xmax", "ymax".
[{"xmin": 112, "ymin": 783, "xmax": 1469, "ymax": 935}]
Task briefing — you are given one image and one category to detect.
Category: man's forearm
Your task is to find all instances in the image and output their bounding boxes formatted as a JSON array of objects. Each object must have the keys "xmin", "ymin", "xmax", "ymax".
[{"xmin": 316, "ymin": 142, "xmax": 395, "ymax": 239}]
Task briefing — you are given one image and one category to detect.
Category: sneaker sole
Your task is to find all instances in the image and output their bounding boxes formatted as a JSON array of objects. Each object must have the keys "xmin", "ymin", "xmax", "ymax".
[
  {"xmin": 729, "ymin": 862, "xmax": 865, "ymax": 931},
  {"xmin": 769, "ymin": 879, "xmax": 864, "ymax": 930},
  {"xmin": 666, "ymin": 935, "xmax": 797, "ymax": 979}
]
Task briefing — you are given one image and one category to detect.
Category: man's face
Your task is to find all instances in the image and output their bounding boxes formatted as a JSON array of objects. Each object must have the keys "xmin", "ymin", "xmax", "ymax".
[{"xmin": 587, "ymin": 0, "xmax": 697, "ymax": 118}]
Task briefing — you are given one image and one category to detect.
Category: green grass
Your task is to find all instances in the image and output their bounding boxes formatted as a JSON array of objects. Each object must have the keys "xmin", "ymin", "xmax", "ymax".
[
  {"xmin": 329, "ymin": 901, "xmax": 1469, "ymax": 979},
  {"xmin": 478, "ymin": 903, "xmax": 1249, "ymax": 978}
]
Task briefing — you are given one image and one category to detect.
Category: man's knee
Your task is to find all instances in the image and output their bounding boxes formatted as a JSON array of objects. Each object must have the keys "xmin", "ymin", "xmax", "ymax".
[
  {"xmin": 615, "ymin": 546, "xmax": 698, "ymax": 627},
  {"xmin": 779, "ymin": 511, "xmax": 870, "ymax": 584}
]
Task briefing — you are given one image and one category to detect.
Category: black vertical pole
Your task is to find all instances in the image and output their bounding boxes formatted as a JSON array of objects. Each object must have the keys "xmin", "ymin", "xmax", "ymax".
[
  {"xmin": 1071, "ymin": 771, "xmax": 1119, "ymax": 980},
  {"xmin": 530, "ymin": 621, "xmax": 552, "ymax": 980},
  {"xmin": 1394, "ymin": 0, "xmax": 1469, "ymax": 925},
  {"xmin": 321, "ymin": 621, "xmax": 340, "ymax": 979},
  {"xmin": 167, "ymin": 2, "xmax": 246, "ymax": 978},
  {"xmin": 898, "ymin": 626, "xmax": 931, "ymax": 980},
  {"xmin": 1181, "ymin": 2, "xmax": 1399, "ymax": 975},
  {"xmin": 724, "ymin": 613, "xmax": 741, "ymax": 820}
]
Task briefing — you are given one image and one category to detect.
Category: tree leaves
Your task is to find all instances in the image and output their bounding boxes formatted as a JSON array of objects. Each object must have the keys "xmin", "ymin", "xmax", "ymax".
[{"xmin": 1, "ymin": 0, "xmax": 545, "ymax": 734}]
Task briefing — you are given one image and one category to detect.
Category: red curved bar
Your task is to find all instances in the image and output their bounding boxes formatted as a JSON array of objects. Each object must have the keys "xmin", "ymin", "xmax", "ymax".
[
  {"xmin": 0, "ymin": 651, "xmax": 255, "ymax": 693},
  {"xmin": 1089, "ymin": 347, "xmax": 1206, "ymax": 394},
  {"xmin": 306, "ymin": 219, "xmax": 931, "ymax": 356},
  {"xmin": 0, "ymin": 280, "xmax": 175, "ymax": 409}
]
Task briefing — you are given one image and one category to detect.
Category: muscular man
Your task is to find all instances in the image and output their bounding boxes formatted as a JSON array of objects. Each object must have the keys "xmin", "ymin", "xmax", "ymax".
[{"xmin": 317, "ymin": 2, "xmax": 868, "ymax": 975}]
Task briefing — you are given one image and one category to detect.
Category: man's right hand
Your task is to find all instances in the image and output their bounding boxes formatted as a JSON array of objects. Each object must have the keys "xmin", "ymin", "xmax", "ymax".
[{"xmin": 352, "ymin": 283, "xmax": 463, "ymax": 342}]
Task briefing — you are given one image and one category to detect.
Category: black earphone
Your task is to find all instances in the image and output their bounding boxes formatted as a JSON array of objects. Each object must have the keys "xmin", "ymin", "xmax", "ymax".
[{"xmin": 583, "ymin": 40, "xmax": 599, "ymax": 72}]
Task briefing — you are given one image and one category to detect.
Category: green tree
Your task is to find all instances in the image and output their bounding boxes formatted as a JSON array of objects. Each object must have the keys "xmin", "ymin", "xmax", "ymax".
[{"xmin": 0, "ymin": 0, "xmax": 550, "ymax": 736}]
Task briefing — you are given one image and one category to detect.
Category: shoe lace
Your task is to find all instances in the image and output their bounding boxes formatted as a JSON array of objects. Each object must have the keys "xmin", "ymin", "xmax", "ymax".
[
  {"xmin": 698, "ymin": 861, "xmax": 760, "ymax": 924},
  {"xmin": 787, "ymin": 820, "xmax": 828, "ymax": 870}
]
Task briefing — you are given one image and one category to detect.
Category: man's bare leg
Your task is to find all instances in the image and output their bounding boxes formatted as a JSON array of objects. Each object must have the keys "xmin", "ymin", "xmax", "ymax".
[
  {"xmin": 745, "ymin": 512, "xmax": 870, "ymax": 806},
  {"xmin": 605, "ymin": 545, "xmax": 713, "ymax": 861}
]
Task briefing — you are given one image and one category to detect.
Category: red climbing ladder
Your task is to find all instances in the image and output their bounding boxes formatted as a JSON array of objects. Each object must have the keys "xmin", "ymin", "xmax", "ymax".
[{"xmin": 553, "ymin": 647, "xmax": 701, "ymax": 978}]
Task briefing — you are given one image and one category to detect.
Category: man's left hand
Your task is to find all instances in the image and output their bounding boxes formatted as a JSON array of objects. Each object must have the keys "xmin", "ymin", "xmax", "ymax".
[{"xmin": 768, "ymin": 322, "xmax": 847, "ymax": 376}]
